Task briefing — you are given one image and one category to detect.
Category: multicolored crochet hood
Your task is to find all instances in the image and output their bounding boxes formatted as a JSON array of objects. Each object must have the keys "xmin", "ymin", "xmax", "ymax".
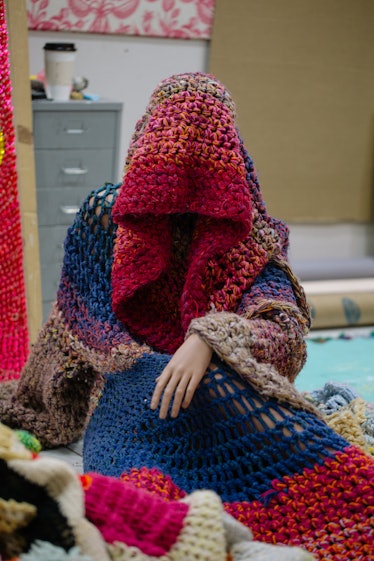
[{"xmin": 111, "ymin": 73, "xmax": 305, "ymax": 353}]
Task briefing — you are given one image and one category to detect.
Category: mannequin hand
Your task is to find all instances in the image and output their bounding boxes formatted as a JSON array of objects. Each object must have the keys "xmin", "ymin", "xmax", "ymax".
[{"xmin": 150, "ymin": 334, "xmax": 213, "ymax": 419}]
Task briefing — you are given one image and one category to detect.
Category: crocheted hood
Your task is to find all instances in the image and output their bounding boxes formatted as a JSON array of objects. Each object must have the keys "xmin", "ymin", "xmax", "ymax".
[{"xmin": 112, "ymin": 73, "xmax": 290, "ymax": 353}]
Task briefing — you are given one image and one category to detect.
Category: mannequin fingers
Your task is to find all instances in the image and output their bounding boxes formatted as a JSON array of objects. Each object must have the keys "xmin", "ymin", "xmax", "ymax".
[
  {"xmin": 151, "ymin": 367, "xmax": 183, "ymax": 419},
  {"xmin": 158, "ymin": 371, "xmax": 186, "ymax": 419},
  {"xmin": 170, "ymin": 375, "xmax": 191, "ymax": 418},
  {"xmin": 182, "ymin": 371, "xmax": 205, "ymax": 409},
  {"xmin": 150, "ymin": 365, "xmax": 174, "ymax": 410}
]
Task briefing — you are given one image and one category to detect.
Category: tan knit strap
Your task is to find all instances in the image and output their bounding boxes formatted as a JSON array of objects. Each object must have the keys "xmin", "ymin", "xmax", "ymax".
[{"xmin": 187, "ymin": 312, "xmax": 322, "ymax": 417}]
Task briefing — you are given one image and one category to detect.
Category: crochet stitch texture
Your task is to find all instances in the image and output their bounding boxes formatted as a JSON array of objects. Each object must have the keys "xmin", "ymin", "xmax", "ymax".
[
  {"xmin": 0, "ymin": 73, "xmax": 373, "ymax": 560},
  {"xmin": 111, "ymin": 73, "xmax": 309, "ymax": 354},
  {"xmin": 0, "ymin": 1, "xmax": 29, "ymax": 380}
]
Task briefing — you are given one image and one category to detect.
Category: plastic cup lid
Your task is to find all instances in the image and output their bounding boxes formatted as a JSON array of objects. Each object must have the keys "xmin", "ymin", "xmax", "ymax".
[{"xmin": 44, "ymin": 43, "xmax": 77, "ymax": 51}]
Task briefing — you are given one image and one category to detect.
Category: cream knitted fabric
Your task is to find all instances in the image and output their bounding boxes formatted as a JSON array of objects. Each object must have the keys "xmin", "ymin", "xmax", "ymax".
[
  {"xmin": 106, "ymin": 490, "xmax": 227, "ymax": 561},
  {"xmin": 0, "ymin": 423, "xmax": 110, "ymax": 561},
  {"xmin": 187, "ymin": 312, "xmax": 321, "ymax": 417}
]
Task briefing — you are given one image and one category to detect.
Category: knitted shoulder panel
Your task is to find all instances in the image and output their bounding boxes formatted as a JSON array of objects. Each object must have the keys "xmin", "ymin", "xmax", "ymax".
[
  {"xmin": 57, "ymin": 182, "xmax": 152, "ymax": 361},
  {"xmin": 59, "ymin": 183, "xmax": 119, "ymax": 325}
]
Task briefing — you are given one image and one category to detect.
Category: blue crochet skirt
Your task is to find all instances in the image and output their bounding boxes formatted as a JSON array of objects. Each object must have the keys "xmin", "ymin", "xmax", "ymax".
[{"xmin": 83, "ymin": 353, "xmax": 347, "ymax": 503}]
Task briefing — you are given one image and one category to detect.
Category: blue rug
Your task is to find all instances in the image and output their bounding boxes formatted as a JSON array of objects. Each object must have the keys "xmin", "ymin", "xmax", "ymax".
[{"xmin": 296, "ymin": 334, "xmax": 374, "ymax": 403}]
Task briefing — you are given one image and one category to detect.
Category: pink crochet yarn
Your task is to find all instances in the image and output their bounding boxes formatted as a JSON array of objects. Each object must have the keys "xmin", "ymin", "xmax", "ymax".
[
  {"xmin": 82, "ymin": 472, "xmax": 189, "ymax": 556},
  {"xmin": 0, "ymin": 2, "xmax": 29, "ymax": 380}
]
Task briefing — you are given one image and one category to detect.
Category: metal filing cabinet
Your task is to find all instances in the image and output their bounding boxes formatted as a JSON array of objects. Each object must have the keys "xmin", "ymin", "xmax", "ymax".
[{"xmin": 32, "ymin": 99, "xmax": 123, "ymax": 321}]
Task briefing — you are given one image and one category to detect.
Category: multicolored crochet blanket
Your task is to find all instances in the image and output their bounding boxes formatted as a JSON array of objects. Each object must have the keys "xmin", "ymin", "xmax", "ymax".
[
  {"xmin": 1, "ymin": 421, "xmax": 373, "ymax": 561},
  {"xmin": 0, "ymin": 73, "xmax": 373, "ymax": 560},
  {"xmin": 0, "ymin": 422, "xmax": 314, "ymax": 561}
]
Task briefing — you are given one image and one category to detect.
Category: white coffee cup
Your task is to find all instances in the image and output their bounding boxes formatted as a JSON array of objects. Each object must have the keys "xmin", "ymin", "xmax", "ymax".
[{"xmin": 44, "ymin": 43, "xmax": 77, "ymax": 102}]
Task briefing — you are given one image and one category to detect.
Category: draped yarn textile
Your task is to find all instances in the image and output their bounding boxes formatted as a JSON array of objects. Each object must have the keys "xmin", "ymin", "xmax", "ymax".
[
  {"xmin": 0, "ymin": 73, "xmax": 373, "ymax": 560},
  {"xmin": 111, "ymin": 73, "xmax": 308, "ymax": 354},
  {"xmin": 0, "ymin": 1, "xmax": 29, "ymax": 381}
]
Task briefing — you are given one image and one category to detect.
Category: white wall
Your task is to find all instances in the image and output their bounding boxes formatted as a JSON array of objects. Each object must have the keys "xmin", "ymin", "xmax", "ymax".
[
  {"xmin": 28, "ymin": 30, "xmax": 209, "ymax": 183},
  {"xmin": 28, "ymin": 31, "xmax": 373, "ymax": 274}
]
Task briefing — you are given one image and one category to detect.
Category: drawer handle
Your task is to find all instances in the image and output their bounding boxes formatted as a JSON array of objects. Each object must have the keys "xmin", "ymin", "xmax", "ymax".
[
  {"xmin": 62, "ymin": 167, "xmax": 88, "ymax": 175},
  {"xmin": 64, "ymin": 128, "xmax": 85, "ymax": 134},
  {"xmin": 60, "ymin": 205, "xmax": 80, "ymax": 215}
]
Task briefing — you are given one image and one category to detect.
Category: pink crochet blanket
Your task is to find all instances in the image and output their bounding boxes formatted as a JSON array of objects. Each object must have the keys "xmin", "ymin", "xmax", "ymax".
[{"xmin": 0, "ymin": 2, "xmax": 29, "ymax": 381}]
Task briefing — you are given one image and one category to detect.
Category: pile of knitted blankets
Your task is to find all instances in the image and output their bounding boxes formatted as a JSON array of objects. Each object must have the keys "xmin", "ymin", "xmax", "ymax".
[{"xmin": 0, "ymin": 422, "xmax": 314, "ymax": 561}]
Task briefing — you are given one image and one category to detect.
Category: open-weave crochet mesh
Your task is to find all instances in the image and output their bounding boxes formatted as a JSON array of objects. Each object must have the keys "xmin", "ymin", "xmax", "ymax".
[{"xmin": 84, "ymin": 357, "xmax": 348, "ymax": 496}]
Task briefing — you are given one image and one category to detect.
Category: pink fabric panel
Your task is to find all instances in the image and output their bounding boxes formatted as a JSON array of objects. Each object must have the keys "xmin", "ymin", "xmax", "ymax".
[{"xmin": 0, "ymin": 0, "xmax": 29, "ymax": 380}]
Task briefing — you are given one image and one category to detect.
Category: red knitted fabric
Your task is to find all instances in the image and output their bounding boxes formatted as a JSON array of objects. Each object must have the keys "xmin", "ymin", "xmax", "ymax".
[
  {"xmin": 225, "ymin": 447, "xmax": 374, "ymax": 560},
  {"xmin": 0, "ymin": 2, "xmax": 29, "ymax": 380},
  {"xmin": 81, "ymin": 472, "xmax": 189, "ymax": 556},
  {"xmin": 112, "ymin": 73, "xmax": 280, "ymax": 353},
  {"xmin": 120, "ymin": 467, "xmax": 187, "ymax": 501},
  {"xmin": 115, "ymin": 457, "xmax": 374, "ymax": 561}
]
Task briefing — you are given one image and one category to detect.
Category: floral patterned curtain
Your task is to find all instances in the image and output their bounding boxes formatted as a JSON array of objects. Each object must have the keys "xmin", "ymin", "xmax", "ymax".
[{"xmin": 27, "ymin": 0, "xmax": 215, "ymax": 39}]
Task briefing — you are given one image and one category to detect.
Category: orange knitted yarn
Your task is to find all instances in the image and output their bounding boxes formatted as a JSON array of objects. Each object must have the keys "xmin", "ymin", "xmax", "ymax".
[{"xmin": 0, "ymin": 2, "xmax": 29, "ymax": 380}]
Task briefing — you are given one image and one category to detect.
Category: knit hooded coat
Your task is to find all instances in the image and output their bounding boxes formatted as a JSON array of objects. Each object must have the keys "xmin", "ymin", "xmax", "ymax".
[{"xmin": 0, "ymin": 73, "xmax": 373, "ymax": 560}]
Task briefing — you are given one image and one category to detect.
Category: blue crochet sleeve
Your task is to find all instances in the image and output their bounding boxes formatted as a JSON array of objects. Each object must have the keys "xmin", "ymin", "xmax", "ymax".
[{"xmin": 237, "ymin": 262, "xmax": 299, "ymax": 312}]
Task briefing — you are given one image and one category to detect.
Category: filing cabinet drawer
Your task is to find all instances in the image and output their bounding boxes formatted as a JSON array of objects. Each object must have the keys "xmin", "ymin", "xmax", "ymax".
[
  {"xmin": 34, "ymin": 149, "xmax": 114, "ymax": 189},
  {"xmin": 33, "ymin": 100, "xmax": 123, "ymax": 322},
  {"xmin": 33, "ymin": 109, "xmax": 119, "ymax": 149},
  {"xmin": 43, "ymin": 301, "xmax": 55, "ymax": 321},
  {"xmin": 37, "ymin": 187, "xmax": 87, "ymax": 226},
  {"xmin": 38, "ymin": 225, "xmax": 69, "ymax": 265},
  {"xmin": 41, "ymin": 262, "xmax": 64, "ymax": 301}
]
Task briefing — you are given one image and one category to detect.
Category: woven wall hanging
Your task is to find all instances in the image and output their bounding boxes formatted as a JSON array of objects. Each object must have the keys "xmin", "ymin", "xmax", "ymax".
[{"xmin": 0, "ymin": 0, "xmax": 29, "ymax": 380}]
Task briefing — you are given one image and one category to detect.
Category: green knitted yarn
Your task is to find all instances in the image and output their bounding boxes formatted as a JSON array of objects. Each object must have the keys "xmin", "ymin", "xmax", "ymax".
[{"xmin": 15, "ymin": 430, "xmax": 42, "ymax": 453}]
